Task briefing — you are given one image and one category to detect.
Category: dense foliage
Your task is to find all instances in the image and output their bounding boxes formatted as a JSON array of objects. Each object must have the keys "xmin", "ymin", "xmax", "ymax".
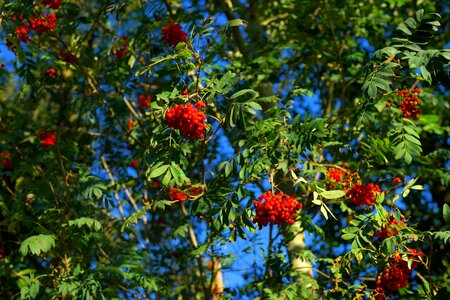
[{"xmin": 1, "ymin": 0, "xmax": 449, "ymax": 299}]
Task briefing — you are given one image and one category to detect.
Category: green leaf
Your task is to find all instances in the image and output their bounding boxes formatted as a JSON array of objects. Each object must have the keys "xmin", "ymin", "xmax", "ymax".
[
  {"xmin": 121, "ymin": 207, "xmax": 149, "ymax": 232},
  {"xmin": 342, "ymin": 227, "xmax": 359, "ymax": 234},
  {"xmin": 320, "ymin": 190, "xmax": 346, "ymax": 199},
  {"xmin": 444, "ymin": 203, "xmax": 450, "ymax": 223},
  {"xmin": 190, "ymin": 244, "xmax": 208, "ymax": 258},
  {"xmin": 67, "ymin": 217, "xmax": 102, "ymax": 231},
  {"xmin": 225, "ymin": 19, "xmax": 247, "ymax": 27},
  {"xmin": 416, "ymin": 9, "xmax": 424, "ymax": 22},
  {"xmin": 341, "ymin": 233, "xmax": 356, "ymax": 240},
  {"xmin": 398, "ymin": 23, "xmax": 412, "ymax": 35},
  {"xmin": 247, "ymin": 101, "xmax": 262, "ymax": 111},
  {"xmin": 20, "ymin": 234, "xmax": 56, "ymax": 256},
  {"xmin": 176, "ymin": 49, "xmax": 191, "ymax": 59},
  {"xmin": 29, "ymin": 281, "xmax": 39, "ymax": 299},
  {"xmin": 320, "ymin": 205, "xmax": 328, "ymax": 220},
  {"xmin": 230, "ymin": 89, "xmax": 259, "ymax": 101},
  {"xmin": 149, "ymin": 165, "xmax": 169, "ymax": 178}
]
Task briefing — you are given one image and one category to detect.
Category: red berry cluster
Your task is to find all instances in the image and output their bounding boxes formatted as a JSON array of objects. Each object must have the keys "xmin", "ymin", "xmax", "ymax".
[
  {"xmin": 127, "ymin": 117, "xmax": 134, "ymax": 130},
  {"xmin": 46, "ymin": 67, "xmax": 56, "ymax": 78},
  {"xmin": 39, "ymin": 131, "xmax": 56, "ymax": 148},
  {"xmin": 189, "ymin": 186, "xmax": 203, "ymax": 196},
  {"xmin": 0, "ymin": 152, "xmax": 13, "ymax": 171},
  {"xmin": 114, "ymin": 36, "xmax": 129, "ymax": 58},
  {"xmin": 325, "ymin": 165, "xmax": 355, "ymax": 190},
  {"xmin": 374, "ymin": 214, "xmax": 405, "ymax": 239},
  {"xmin": 162, "ymin": 22, "xmax": 187, "ymax": 47},
  {"xmin": 327, "ymin": 168, "xmax": 345, "ymax": 182},
  {"xmin": 165, "ymin": 103, "xmax": 207, "ymax": 140},
  {"xmin": 392, "ymin": 177, "xmax": 402, "ymax": 184},
  {"xmin": 375, "ymin": 250, "xmax": 425, "ymax": 298},
  {"xmin": 168, "ymin": 188, "xmax": 188, "ymax": 201},
  {"xmin": 137, "ymin": 95, "xmax": 151, "ymax": 110},
  {"xmin": 59, "ymin": 50, "xmax": 78, "ymax": 64},
  {"xmin": 42, "ymin": 0, "xmax": 62, "ymax": 10},
  {"xmin": 346, "ymin": 183, "xmax": 381, "ymax": 207},
  {"xmin": 252, "ymin": 191, "xmax": 302, "ymax": 228},
  {"xmin": 130, "ymin": 159, "xmax": 138, "ymax": 169},
  {"xmin": 12, "ymin": 13, "xmax": 57, "ymax": 43},
  {"xmin": 29, "ymin": 14, "xmax": 57, "ymax": 33},
  {"xmin": 152, "ymin": 181, "xmax": 160, "ymax": 188},
  {"xmin": 386, "ymin": 89, "xmax": 423, "ymax": 120}
]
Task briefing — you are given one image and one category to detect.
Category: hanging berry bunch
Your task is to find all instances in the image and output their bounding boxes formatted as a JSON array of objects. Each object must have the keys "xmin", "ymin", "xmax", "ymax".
[
  {"xmin": 113, "ymin": 36, "xmax": 129, "ymax": 58},
  {"xmin": 165, "ymin": 102, "xmax": 207, "ymax": 140},
  {"xmin": 137, "ymin": 95, "xmax": 151, "ymax": 110},
  {"xmin": 162, "ymin": 22, "xmax": 187, "ymax": 47},
  {"xmin": 253, "ymin": 191, "xmax": 302, "ymax": 228},
  {"xmin": 168, "ymin": 188, "xmax": 188, "ymax": 201},
  {"xmin": 326, "ymin": 165, "xmax": 354, "ymax": 190},
  {"xmin": 386, "ymin": 89, "xmax": 423, "ymax": 120},
  {"xmin": 0, "ymin": 152, "xmax": 13, "ymax": 171},
  {"xmin": 39, "ymin": 131, "xmax": 57, "ymax": 148},
  {"xmin": 346, "ymin": 183, "xmax": 381, "ymax": 207},
  {"xmin": 59, "ymin": 50, "xmax": 78, "ymax": 64},
  {"xmin": 375, "ymin": 249, "xmax": 425, "ymax": 299},
  {"xmin": 374, "ymin": 214, "xmax": 406, "ymax": 239},
  {"xmin": 42, "ymin": 0, "xmax": 62, "ymax": 10},
  {"xmin": 10, "ymin": 13, "xmax": 57, "ymax": 43}
]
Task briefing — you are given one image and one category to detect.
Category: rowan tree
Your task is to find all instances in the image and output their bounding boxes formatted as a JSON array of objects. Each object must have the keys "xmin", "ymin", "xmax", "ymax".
[{"xmin": 0, "ymin": 0, "xmax": 449, "ymax": 299}]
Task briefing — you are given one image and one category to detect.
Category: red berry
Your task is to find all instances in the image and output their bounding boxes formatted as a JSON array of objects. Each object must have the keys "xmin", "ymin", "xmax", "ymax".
[
  {"xmin": 168, "ymin": 188, "xmax": 188, "ymax": 201},
  {"xmin": 0, "ymin": 152, "xmax": 14, "ymax": 171},
  {"xmin": 374, "ymin": 213, "xmax": 404, "ymax": 239},
  {"xmin": 131, "ymin": 159, "xmax": 138, "ymax": 169},
  {"xmin": 46, "ymin": 67, "xmax": 56, "ymax": 78},
  {"xmin": 42, "ymin": 0, "xmax": 62, "ymax": 9},
  {"xmin": 392, "ymin": 177, "xmax": 402, "ymax": 184},
  {"xmin": 39, "ymin": 131, "xmax": 57, "ymax": 148},
  {"xmin": 346, "ymin": 183, "xmax": 381, "ymax": 207},
  {"xmin": 137, "ymin": 95, "xmax": 151, "ymax": 110},
  {"xmin": 253, "ymin": 191, "xmax": 302, "ymax": 228},
  {"xmin": 162, "ymin": 22, "xmax": 187, "ymax": 47},
  {"xmin": 165, "ymin": 103, "xmax": 207, "ymax": 140}
]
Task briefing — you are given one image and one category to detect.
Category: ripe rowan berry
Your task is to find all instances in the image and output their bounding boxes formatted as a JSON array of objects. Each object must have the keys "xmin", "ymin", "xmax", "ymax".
[
  {"xmin": 387, "ymin": 89, "xmax": 423, "ymax": 120},
  {"xmin": 127, "ymin": 117, "xmax": 134, "ymax": 130},
  {"xmin": 46, "ymin": 67, "xmax": 56, "ymax": 78},
  {"xmin": 152, "ymin": 181, "xmax": 160, "ymax": 188},
  {"xmin": 59, "ymin": 50, "xmax": 78, "ymax": 64},
  {"xmin": 0, "ymin": 152, "xmax": 13, "ymax": 171},
  {"xmin": 162, "ymin": 22, "xmax": 187, "ymax": 47},
  {"xmin": 327, "ymin": 168, "xmax": 345, "ymax": 182},
  {"xmin": 29, "ymin": 14, "xmax": 56, "ymax": 33},
  {"xmin": 346, "ymin": 183, "xmax": 381, "ymax": 207},
  {"xmin": 392, "ymin": 177, "xmax": 402, "ymax": 184},
  {"xmin": 39, "ymin": 131, "xmax": 57, "ymax": 148},
  {"xmin": 168, "ymin": 188, "xmax": 188, "ymax": 201},
  {"xmin": 137, "ymin": 95, "xmax": 151, "ymax": 110},
  {"xmin": 253, "ymin": 191, "xmax": 302, "ymax": 228},
  {"xmin": 374, "ymin": 214, "xmax": 405, "ymax": 239},
  {"xmin": 114, "ymin": 36, "xmax": 129, "ymax": 58},
  {"xmin": 375, "ymin": 249, "xmax": 425, "ymax": 295},
  {"xmin": 165, "ymin": 103, "xmax": 207, "ymax": 139},
  {"xmin": 131, "ymin": 159, "xmax": 138, "ymax": 169},
  {"xmin": 42, "ymin": 0, "xmax": 62, "ymax": 9}
]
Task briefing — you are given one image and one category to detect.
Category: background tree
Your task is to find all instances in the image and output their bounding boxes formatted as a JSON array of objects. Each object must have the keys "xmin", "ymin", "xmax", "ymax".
[{"xmin": 0, "ymin": 0, "xmax": 449, "ymax": 299}]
